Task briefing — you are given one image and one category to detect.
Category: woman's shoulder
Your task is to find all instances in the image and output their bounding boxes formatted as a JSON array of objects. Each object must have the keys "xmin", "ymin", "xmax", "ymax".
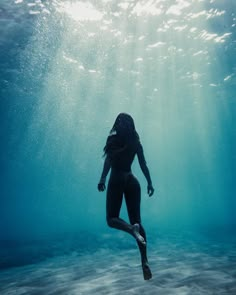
[{"xmin": 106, "ymin": 132, "xmax": 121, "ymax": 147}]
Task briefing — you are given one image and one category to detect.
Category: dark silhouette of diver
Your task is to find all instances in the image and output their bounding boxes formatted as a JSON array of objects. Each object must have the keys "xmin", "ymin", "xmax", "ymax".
[{"xmin": 97, "ymin": 113, "xmax": 154, "ymax": 280}]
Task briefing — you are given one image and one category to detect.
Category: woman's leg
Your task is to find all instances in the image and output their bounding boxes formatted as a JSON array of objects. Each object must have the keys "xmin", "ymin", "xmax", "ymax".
[
  {"xmin": 106, "ymin": 176, "xmax": 133, "ymax": 235},
  {"xmin": 124, "ymin": 174, "xmax": 152, "ymax": 280}
]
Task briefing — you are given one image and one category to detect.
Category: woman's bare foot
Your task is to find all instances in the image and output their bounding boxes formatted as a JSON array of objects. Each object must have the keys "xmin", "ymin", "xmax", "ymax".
[
  {"xmin": 142, "ymin": 262, "xmax": 152, "ymax": 280},
  {"xmin": 132, "ymin": 223, "xmax": 146, "ymax": 245}
]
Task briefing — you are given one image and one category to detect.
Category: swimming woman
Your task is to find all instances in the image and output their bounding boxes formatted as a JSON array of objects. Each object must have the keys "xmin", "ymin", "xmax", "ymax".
[{"xmin": 97, "ymin": 113, "xmax": 154, "ymax": 280}]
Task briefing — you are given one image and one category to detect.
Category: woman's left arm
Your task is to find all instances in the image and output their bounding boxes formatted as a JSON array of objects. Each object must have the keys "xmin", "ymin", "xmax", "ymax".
[{"xmin": 137, "ymin": 142, "xmax": 154, "ymax": 197}]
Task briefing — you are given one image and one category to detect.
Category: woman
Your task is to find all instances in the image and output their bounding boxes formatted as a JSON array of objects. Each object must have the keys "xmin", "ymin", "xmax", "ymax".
[{"xmin": 97, "ymin": 113, "xmax": 154, "ymax": 280}]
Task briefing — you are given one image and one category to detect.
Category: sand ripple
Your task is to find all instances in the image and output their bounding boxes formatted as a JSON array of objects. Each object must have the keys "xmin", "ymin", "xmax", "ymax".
[{"xmin": 0, "ymin": 234, "xmax": 236, "ymax": 294}]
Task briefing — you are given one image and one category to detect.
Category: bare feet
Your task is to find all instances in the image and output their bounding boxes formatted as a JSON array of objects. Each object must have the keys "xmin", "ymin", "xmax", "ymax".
[
  {"xmin": 142, "ymin": 262, "xmax": 152, "ymax": 280},
  {"xmin": 132, "ymin": 223, "xmax": 146, "ymax": 245}
]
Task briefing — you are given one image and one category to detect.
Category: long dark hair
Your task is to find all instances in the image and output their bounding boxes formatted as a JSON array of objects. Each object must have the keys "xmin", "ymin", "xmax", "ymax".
[{"xmin": 103, "ymin": 113, "xmax": 139, "ymax": 157}]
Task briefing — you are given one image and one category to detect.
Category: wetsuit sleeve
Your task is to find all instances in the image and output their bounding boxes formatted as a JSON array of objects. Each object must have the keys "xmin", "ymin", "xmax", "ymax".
[
  {"xmin": 137, "ymin": 142, "xmax": 152, "ymax": 186},
  {"xmin": 99, "ymin": 156, "xmax": 111, "ymax": 183}
]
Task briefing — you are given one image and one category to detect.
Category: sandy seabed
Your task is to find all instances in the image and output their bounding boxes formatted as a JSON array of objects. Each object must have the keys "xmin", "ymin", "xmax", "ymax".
[{"xmin": 0, "ymin": 234, "xmax": 236, "ymax": 295}]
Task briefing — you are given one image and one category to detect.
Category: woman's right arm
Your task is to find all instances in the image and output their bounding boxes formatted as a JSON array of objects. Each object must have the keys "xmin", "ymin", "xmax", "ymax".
[
  {"xmin": 98, "ymin": 156, "xmax": 111, "ymax": 192},
  {"xmin": 137, "ymin": 142, "xmax": 154, "ymax": 196}
]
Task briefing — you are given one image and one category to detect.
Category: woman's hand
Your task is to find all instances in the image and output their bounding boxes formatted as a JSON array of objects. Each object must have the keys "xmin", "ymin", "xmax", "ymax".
[
  {"xmin": 98, "ymin": 182, "xmax": 106, "ymax": 192},
  {"xmin": 147, "ymin": 184, "xmax": 154, "ymax": 197}
]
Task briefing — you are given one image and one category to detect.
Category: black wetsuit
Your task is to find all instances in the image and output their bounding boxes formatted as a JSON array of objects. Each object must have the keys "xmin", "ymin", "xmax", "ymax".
[
  {"xmin": 99, "ymin": 134, "xmax": 153, "ymax": 279},
  {"xmin": 101, "ymin": 139, "xmax": 152, "ymax": 246}
]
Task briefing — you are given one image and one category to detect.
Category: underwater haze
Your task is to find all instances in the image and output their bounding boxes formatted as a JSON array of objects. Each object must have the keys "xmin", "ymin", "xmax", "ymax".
[{"xmin": 0, "ymin": 0, "xmax": 236, "ymax": 294}]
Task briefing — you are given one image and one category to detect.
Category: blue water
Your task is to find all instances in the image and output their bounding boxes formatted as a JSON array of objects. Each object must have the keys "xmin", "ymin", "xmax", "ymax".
[{"xmin": 0, "ymin": 0, "xmax": 235, "ymax": 294}]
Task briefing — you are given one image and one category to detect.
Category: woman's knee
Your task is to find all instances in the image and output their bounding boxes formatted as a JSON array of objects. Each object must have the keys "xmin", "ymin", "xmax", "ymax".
[{"xmin": 106, "ymin": 217, "xmax": 115, "ymax": 228}]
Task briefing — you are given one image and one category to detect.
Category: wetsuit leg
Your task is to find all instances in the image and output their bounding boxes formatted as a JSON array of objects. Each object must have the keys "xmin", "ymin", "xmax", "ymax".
[
  {"xmin": 124, "ymin": 175, "xmax": 141, "ymax": 223},
  {"xmin": 124, "ymin": 174, "xmax": 152, "ymax": 280},
  {"xmin": 106, "ymin": 173, "xmax": 133, "ymax": 235},
  {"xmin": 124, "ymin": 174, "xmax": 147, "ymax": 242}
]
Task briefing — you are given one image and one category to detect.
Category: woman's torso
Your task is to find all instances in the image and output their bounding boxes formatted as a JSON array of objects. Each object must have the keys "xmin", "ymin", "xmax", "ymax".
[{"xmin": 110, "ymin": 143, "xmax": 137, "ymax": 173}]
